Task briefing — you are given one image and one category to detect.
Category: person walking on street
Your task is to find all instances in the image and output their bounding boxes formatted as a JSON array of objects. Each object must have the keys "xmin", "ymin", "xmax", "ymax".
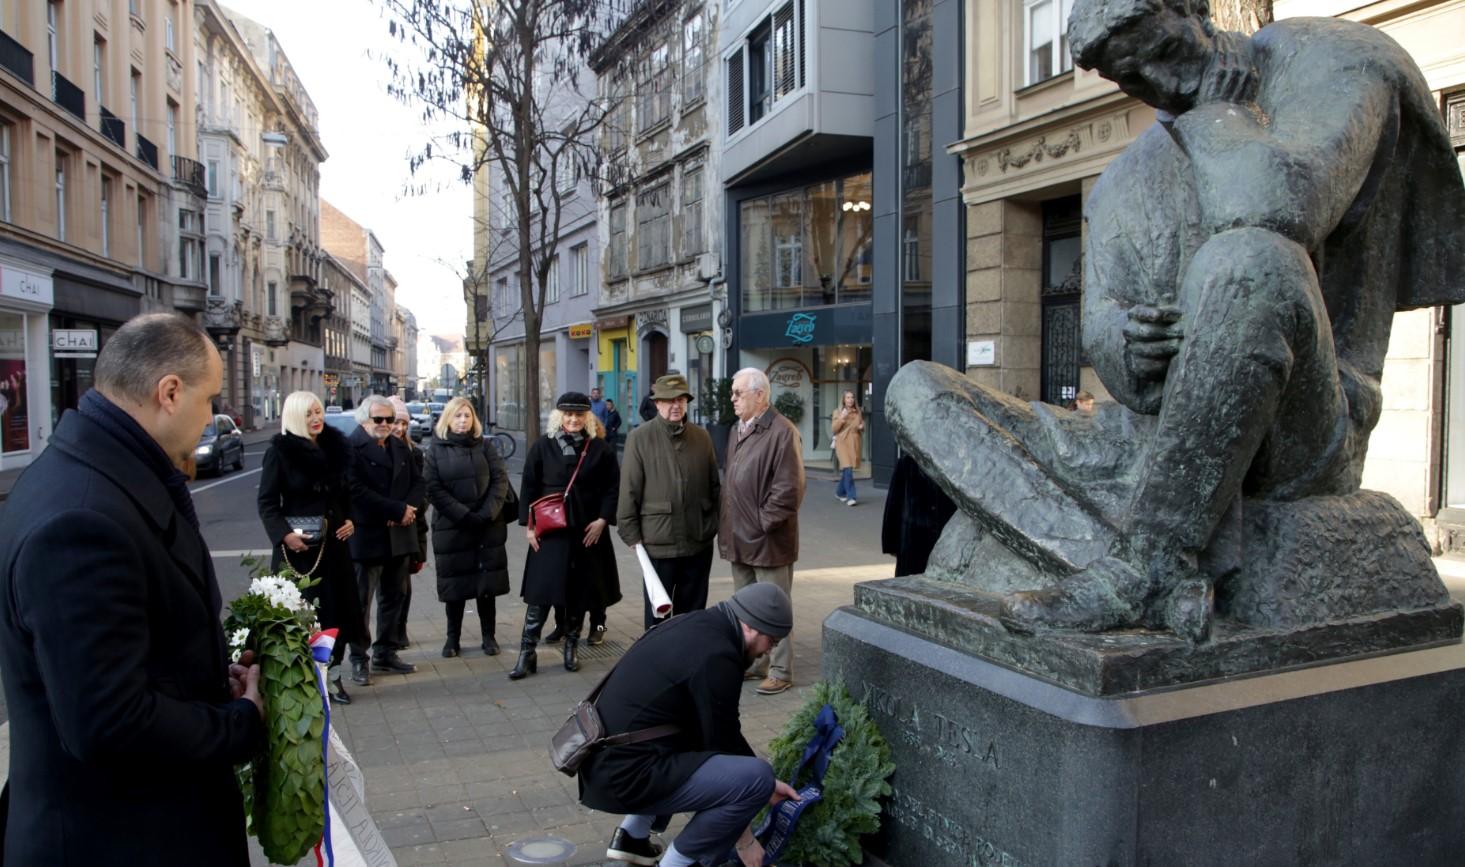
[
  {"xmin": 832, "ymin": 390, "xmax": 865, "ymax": 506},
  {"xmin": 425, "ymin": 397, "xmax": 513, "ymax": 658},
  {"xmin": 720, "ymin": 367, "xmax": 805, "ymax": 696},
  {"xmin": 580, "ymin": 583, "xmax": 801, "ymax": 867},
  {"xmin": 618, "ymin": 374, "xmax": 720, "ymax": 629},
  {"xmin": 257, "ymin": 390, "xmax": 369, "ymax": 704},
  {"xmin": 390, "ymin": 396, "xmax": 428, "ymax": 650},
  {"xmin": 604, "ymin": 399, "xmax": 623, "ymax": 445},
  {"xmin": 347, "ymin": 395, "xmax": 425, "ymax": 685},
  {"xmin": 0, "ymin": 313, "xmax": 265, "ymax": 864},
  {"xmin": 511, "ymin": 393, "xmax": 621, "ymax": 678},
  {"xmin": 591, "ymin": 386, "xmax": 609, "ymax": 427}
]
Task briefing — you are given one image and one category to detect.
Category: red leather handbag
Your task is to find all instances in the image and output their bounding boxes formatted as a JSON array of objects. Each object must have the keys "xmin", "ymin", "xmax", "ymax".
[{"xmin": 529, "ymin": 443, "xmax": 589, "ymax": 536}]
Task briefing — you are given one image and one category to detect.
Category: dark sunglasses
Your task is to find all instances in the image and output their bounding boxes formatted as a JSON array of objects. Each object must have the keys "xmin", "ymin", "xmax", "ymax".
[{"xmin": 370, "ymin": 415, "xmax": 395, "ymax": 424}]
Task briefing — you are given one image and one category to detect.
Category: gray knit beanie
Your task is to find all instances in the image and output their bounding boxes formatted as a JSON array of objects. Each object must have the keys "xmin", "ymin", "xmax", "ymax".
[{"xmin": 726, "ymin": 583, "xmax": 793, "ymax": 639}]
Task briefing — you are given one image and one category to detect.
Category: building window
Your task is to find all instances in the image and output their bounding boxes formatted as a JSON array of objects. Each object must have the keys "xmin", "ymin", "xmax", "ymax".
[
  {"xmin": 494, "ymin": 276, "xmax": 509, "ymax": 316},
  {"xmin": 729, "ymin": 1, "xmax": 802, "ymax": 135},
  {"xmin": 208, "ymin": 159, "xmax": 219, "ymax": 197},
  {"xmin": 607, "ymin": 74, "xmax": 628, "ymax": 154},
  {"xmin": 740, "ymin": 170, "xmax": 873, "ymax": 312},
  {"xmin": 209, "ymin": 253, "xmax": 221, "ymax": 296},
  {"xmin": 136, "ymin": 195, "xmax": 146, "ymax": 268},
  {"xmin": 902, "ymin": 225, "xmax": 920, "ymax": 281},
  {"xmin": 266, "ymin": 209, "xmax": 276, "ymax": 240},
  {"xmin": 637, "ymin": 182, "xmax": 670, "ymax": 270},
  {"xmin": 166, "ymin": 100, "xmax": 178, "ymax": 158},
  {"xmin": 546, "ymin": 255, "xmax": 560, "ymax": 304},
  {"xmin": 609, "ymin": 202, "xmax": 627, "ymax": 279},
  {"xmin": 681, "ymin": 165, "xmax": 704, "ymax": 258},
  {"xmin": 93, "ymin": 36, "xmax": 105, "ymax": 105},
  {"xmin": 100, "ymin": 176, "xmax": 111, "ymax": 257},
  {"xmin": 54, "ymin": 153, "xmax": 66, "ymax": 242},
  {"xmin": 47, "ymin": 2, "xmax": 59, "ymax": 74},
  {"xmin": 638, "ymin": 43, "xmax": 671, "ymax": 133},
  {"xmin": 772, "ymin": 193, "xmax": 802, "ymax": 292},
  {"xmin": 197, "ymin": 60, "xmax": 206, "ymax": 112},
  {"xmin": 1025, "ymin": 0, "xmax": 1074, "ymax": 85},
  {"xmin": 130, "ymin": 70, "xmax": 139, "ymax": 139},
  {"xmin": 571, "ymin": 243, "xmax": 588, "ymax": 296},
  {"xmin": 0, "ymin": 125, "xmax": 11, "ymax": 223},
  {"xmin": 1040, "ymin": 196, "xmax": 1083, "ymax": 405},
  {"xmin": 683, "ymin": 12, "xmax": 705, "ymax": 106},
  {"xmin": 165, "ymin": 2, "xmax": 176, "ymax": 53},
  {"xmin": 268, "ymin": 280, "xmax": 278, "ymax": 316}
]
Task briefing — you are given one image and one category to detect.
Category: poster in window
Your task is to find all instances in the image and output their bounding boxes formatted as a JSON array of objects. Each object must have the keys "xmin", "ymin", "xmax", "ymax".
[{"xmin": 0, "ymin": 313, "xmax": 27, "ymax": 453}]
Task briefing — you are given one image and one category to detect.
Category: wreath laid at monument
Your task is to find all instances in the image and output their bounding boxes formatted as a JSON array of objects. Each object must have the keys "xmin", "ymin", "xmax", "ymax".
[
  {"xmin": 757, "ymin": 680, "xmax": 895, "ymax": 866},
  {"xmin": 223, "ymin": 571, "xmax": 333, "ymax": 865}
]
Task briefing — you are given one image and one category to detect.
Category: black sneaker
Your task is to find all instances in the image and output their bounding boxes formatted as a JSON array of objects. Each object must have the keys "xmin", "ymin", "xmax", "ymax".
[
  {"xmin": 606, "ymin": 827, "xmax": 663, "ymax": 866},
  {"xmin": 372, "ymin": 653, "xmax": 417, "ymax": 674}
]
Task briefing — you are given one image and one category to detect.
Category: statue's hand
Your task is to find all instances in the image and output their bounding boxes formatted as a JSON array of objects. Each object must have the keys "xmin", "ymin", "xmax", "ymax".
[
  {"xmin": 1199, "ymin": 37, "xmax": 1259, "ymax": 106},
  {"xmin": 1124, "ymin": 305, "xmax": 1183, "ymax": 382}
]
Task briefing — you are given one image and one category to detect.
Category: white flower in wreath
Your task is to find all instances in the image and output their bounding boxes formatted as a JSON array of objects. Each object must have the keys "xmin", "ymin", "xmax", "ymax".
[
  {"xmin": 248, "ymin": 575, "xmax": 311, "ymax": 612},
  {"xmin": 228, "ymin": 627, "xmax": 250, "ymax": 662}
]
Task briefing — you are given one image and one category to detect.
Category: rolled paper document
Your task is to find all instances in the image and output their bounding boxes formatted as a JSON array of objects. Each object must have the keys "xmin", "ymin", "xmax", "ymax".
[{"xmin": 635, "ymin": 543, "xmax": 674, "ymax": 618}]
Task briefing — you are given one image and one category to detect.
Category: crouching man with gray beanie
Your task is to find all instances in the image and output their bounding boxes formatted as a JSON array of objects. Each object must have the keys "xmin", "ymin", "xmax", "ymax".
[{"xmin": 578, "ymin": 583, "xmax": 801, "ymax": 867}]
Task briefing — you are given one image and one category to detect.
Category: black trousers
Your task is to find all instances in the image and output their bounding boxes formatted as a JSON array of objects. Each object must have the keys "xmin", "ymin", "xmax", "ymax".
[
  {"xmin": 349, "ymin": 555, "xmax": 410, "ymax": 663},
  {"xmin": 643, "ymin": 546, "xmax": 714, "ymax": 629},
  {"xmin": 445, "ymin": 596, "xmax": 496, "ymax": 639}
]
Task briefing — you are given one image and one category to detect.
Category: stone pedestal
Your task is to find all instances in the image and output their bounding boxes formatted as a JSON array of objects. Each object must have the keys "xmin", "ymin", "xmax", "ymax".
[{"xmin": 824, "ymin": 608, "xmax": 1465, "ymax": 867}]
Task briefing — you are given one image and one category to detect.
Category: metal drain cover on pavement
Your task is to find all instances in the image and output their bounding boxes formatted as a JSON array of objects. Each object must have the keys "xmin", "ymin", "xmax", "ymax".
[
  {"xmin": 551, "ymin": 638, "xmax": 627, "ymax": 661},
  {"xmin": 505, "ymin": 835, "xmax": 576, "ymax": 864}
]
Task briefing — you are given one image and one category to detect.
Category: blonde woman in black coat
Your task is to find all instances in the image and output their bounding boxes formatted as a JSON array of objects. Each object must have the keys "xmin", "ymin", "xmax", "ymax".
[
  {"xmin": 424, "ymin": 397, "xmax": 512, "ymax": 657},
  {"xmin": 257, "ymin": 391, "xmax": 369, "ymax": 703},
  {"xmin": 510, "ymin": 392, "xmax": 621, "ymax": 679}
]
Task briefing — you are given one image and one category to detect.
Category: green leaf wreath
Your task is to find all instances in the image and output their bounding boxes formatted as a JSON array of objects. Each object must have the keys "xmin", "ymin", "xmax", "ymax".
[
  {"xmin": 759, "ymin": 680, "xmax": 895, "ymax": 866},
  {"xmin": 223, "ymin": 569, "xmax": 327, "ymax": 865}
]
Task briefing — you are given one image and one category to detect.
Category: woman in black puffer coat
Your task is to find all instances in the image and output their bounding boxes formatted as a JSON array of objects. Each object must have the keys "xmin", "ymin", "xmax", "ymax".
[
  {"xmin": 257, "ymin": 391, "xmax": 369, "ymax": 704},
  {"xmin": 424, "ymin": 397, "xmax": 512, "ymax": 657}
]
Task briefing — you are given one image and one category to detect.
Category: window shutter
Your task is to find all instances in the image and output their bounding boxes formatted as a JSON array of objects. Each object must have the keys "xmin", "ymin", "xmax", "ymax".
[
  {"xmin": 774, "ymin": 3, "xmax": 796, "ymax": 98},
  {"xmin": 727, "ymin": 48, "xmax": 745, "ymax": 134},
  {"xmin": 797, "ymin": 0, "xmax": 806, "ymax": 89}
]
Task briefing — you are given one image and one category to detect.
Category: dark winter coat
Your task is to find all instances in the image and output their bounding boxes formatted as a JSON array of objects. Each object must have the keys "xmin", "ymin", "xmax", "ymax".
[
  {"xmin": 425, "ymin": 431, "xmax": 512, "ymax": 602},
  {"xmin": 347, "ymin": 426, "xmax": 426, "ymax": 562},
  {"xmin": 881, "ymin": 454, "xmax": 958, "ymax": 577},
  {"xmin": 518, "ymin": 432, "xmax": 621, "ymax": 610},
  {"xmin": 617, "ymin": 416, "xmax": 720, "ymax": 559},
  {"xmin": 256, "ymin": 426, "xmax": 368, "ymax": 646},
  {"xmin": 719, "ymin": 408, "xmax": 805, "ymax": 568},
  {"xmin": 578, "ymin": 605, "xmax": 754, "ymax": 813},
  {"xmin": 0, "ymin": 405, "xmax": 263, "ymax": 865},
  {"xmin": 407, "ymin": 440, "xmax": 429, "ymax": 568}
]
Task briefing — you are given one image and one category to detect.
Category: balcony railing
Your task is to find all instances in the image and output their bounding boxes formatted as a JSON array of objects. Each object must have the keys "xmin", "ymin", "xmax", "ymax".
[
  {"xmin": 0, "ymin": 30, "xmax": 32, "ymax": 86},
  {"xmin": 171, "ymin": 155, "xmax": 206, "ymax": 197},
  {"xmin": 99, "ymin": 106, "xmax": 126, "ymax": 149},
  {"xmin": 136, "ymin": 133, "xmax": 159, "ymax": 170},
  {"xmin": 52, "ymin": 70, "xmax": 85, "ymax": 121}
]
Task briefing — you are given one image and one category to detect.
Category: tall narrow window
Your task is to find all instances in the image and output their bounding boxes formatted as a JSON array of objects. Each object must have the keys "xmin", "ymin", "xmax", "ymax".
[
  {"xmin": 266, "ymin": 209, "xmax": 276, "ymax": 240},
  {"xmin": 609, "ymin": 203, "xmax": 627, "ymax": 278},
  {"xmin": 683, "ymin": 12, "xmax": 706, "ymax": 105},
  {"xmin": 268, "ymin": 281, "xmax": 278, "ymax": 316},
  {"xmin": 54, "ymin": 154, "xmax": 66, "ymax": 242},
  {"xmin": 681, "ymin": 166, "xmax": 704, "ymax": 257},
  {"xmin": 100, "ymin": 176, "xmax": 111, "ymax": 257},
  {"xmin": 546, "ymin": 256, "xmax": 560, "ymax": 304},
  {"xmin": 165, "ymin": 2, "xmax": 176, "ymax": 53},
  {"xmin": 208, "ymin": 159, "xmax": 219, "ymax": 197},
  {"xmin": 129, "ymin": 70, "xmax": 139, "ymax": 139},
  {"xmin": 166, "ymin": 100, "xmax": 177, "ymax": 158},
  {"xmin": 1025, "ymin": 0, "xmax": 1075, "ymax": 85},
  {"xmin": 47, "ymin": 2, "xmax": 59, "ymax": 74},
  {"xmin": 136, "ymin": 195, "xmax": 145, "ymax": 268},
  {"xmin": 93, "ymin": 37, "xmax": 105, "ymax": 105},
  {"xmin": 209, "ymin": 253, "xmax": 221, "ymax": 296},
  {"xmin": 637, "ymin": 183, "xmax": 670, "ymax": 270},
  {"xmin": 0, "ymin": 125, "xmax": 11, "ymax": 223},
  {"xmin": 571, "ymin": 243, "xmax": 588, "ymax": 296}
]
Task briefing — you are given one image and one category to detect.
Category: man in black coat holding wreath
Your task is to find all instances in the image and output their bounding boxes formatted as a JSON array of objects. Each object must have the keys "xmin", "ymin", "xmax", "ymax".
[{"xmin": 580, "ymin": 583, "xmax": 800, "ymax": 867}]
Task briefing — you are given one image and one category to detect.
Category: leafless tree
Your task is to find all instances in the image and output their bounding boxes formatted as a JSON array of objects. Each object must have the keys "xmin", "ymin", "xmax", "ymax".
[{"xmin": 379, "ymin": 0, "xmax": 629, "ymax": 441}]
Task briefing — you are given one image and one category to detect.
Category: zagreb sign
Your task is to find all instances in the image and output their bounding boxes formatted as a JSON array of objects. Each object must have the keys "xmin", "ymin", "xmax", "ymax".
[{"xmin": 785, "ymin": 312, "xmax": 817, "ymax": 344}]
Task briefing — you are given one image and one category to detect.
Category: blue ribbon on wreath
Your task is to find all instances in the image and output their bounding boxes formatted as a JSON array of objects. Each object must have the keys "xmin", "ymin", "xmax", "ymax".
[
  {"xmin": 309, "ymin": 629, "xmax": 338, "ymax": 867},
  {"xmin": 741, "ymin": 704, "xmax": 845, "ymax": 865}
]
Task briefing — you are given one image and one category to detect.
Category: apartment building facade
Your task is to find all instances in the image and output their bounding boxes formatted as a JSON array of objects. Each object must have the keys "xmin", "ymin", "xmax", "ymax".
[{"xmin": 589, "ymin": 0, "xmax": 726, "ymax": 426}]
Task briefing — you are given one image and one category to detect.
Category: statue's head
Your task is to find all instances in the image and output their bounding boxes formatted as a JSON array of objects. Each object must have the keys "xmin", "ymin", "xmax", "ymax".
[{"xmin": 1069, "ymin": 0, "xmax": 1216, "ymax": 116}]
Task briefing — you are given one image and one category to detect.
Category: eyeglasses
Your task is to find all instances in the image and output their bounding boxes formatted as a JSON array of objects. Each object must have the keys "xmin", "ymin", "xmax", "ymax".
[{"xmin": 370, "ymin": 416, "xmax": 395, "ymax": 424}]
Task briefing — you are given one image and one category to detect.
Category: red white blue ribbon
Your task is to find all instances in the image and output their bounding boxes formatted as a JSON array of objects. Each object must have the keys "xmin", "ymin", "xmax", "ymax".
[{"xmin": 309, "ymin": 629, "xmax": 338, "ymax": 867}]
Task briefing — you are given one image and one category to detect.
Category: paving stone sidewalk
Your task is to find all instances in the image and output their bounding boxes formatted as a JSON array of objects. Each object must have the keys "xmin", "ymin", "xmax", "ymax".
[{"xmin": 327, "ymin": 481, "xmax": 894, "ymax": 866}]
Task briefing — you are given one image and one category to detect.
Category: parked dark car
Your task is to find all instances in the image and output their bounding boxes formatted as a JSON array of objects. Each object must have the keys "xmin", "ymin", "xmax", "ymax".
[
  {"xmin": 194, "ymin": 414, "xmax": 245, "ymax": 476},
  {"xmin": 323, "ymin": 411, "xmax": 359, "ymax": 438},
  {"xmin": 428, "ymin": 402, "xmax": 446, "ymax": 425}
]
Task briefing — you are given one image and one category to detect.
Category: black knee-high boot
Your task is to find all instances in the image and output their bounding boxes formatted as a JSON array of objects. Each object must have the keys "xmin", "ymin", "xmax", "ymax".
[
  {"xmin": 478, "ymin": 596, "xmax": 499, "ymax": 655},
  {"xmin": 509, "ymin": 604, "xmax": 546, "ymax": 680}
]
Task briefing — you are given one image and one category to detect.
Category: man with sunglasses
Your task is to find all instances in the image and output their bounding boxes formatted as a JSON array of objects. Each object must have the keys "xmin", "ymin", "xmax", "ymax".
[{"xmin": 346, "ymin": 394, "xmax": 425, "ymax": 684}]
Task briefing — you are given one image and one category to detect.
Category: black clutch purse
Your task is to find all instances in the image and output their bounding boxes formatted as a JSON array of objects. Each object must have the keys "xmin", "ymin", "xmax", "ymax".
[{"xmin": 285, "ymin": 516, "xmax": 325, "ymax": 545}]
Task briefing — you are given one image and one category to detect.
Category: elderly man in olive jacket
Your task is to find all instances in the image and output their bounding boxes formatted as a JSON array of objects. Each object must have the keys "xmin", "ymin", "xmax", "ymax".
[
  {"xmin": 618, "ymin": 374, "xmax": 721, "ymax": 629},
  {"xmin": 719, "ymin": 367, "xmax": 805, "ymax": 696}
]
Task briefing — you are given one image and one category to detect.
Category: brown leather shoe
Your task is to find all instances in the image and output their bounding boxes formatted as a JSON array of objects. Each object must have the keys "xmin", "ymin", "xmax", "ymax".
[{"xmin": 756, "ymin": 677, "xmax": 793, "ymax": 695}]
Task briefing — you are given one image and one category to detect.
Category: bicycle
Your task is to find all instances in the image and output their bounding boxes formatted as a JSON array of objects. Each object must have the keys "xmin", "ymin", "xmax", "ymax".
[{"xmin": 486, "ymin": 419, "xmax": 517, "ymax": 459}]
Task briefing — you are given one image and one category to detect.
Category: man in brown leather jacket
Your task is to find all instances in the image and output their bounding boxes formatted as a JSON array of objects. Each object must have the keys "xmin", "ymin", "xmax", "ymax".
[{"xmin": 718, "ymin": 367, "xmax": 805, "ymax": 695}]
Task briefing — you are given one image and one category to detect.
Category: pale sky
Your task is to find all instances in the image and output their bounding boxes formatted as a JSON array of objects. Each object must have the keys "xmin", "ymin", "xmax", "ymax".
[{"xmin": 229, "ymin": 0, "xmax": 472, "ymax": 341}]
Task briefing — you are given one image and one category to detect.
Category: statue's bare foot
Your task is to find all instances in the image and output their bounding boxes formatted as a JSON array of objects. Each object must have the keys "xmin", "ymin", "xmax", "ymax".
[{"xmin": 998, "ymin": 557, "xmax": 1145, "ymax": 634}]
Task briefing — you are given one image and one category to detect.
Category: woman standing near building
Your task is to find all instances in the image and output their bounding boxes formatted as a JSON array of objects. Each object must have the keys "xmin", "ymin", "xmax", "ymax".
[
  {"xmin": 257, "ymin": 390, "xmax": 369, "ymax": 704},
  {"xmin": 832, "ymin": 389, "xmax": 866, "ymax": 506},
  {"xmin": 509, "ymin": 393, "xmax": 621, "ymax": 679},
  {"xmin": 424, "ymin": 397, "xmax": 512, "ymax": 658}
]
